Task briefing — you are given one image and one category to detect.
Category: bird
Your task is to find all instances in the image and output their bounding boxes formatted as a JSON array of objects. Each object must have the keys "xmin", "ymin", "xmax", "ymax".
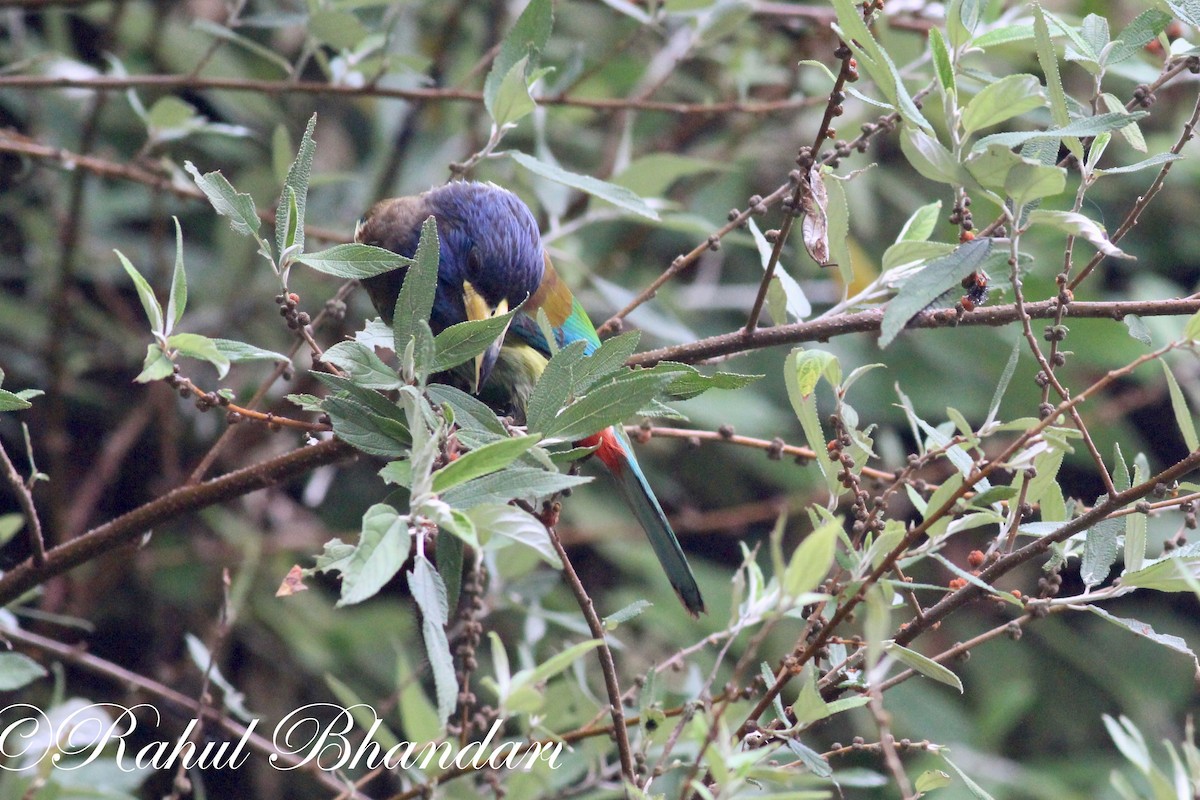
[{"xmin": 355, "ymin": 181, "xmax": 705, "ymax": 616}]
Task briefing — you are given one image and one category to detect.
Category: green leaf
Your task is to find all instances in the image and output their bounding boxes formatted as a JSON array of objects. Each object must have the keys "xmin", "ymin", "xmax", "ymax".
[
  {"xmin": 431, "ymin": 434, "xmax": 542, "ymax": 493},
  {"xmin": 484, "ymin": 0, "xmax": 553, "ymax": 120},
  {"xmin": 940, "ymin": 754, "xmax": 997, "ymax": 800},
  {"xmin": 1108, "ymin": 10, "xmax": 1173, "ymax": 64},
  {"xmin": 789, "ymin": 349, "xmax": 840, "ymax": 399},
  {"xmin": 879, "ymin": 237, "xmax": 995, "ymax": 348},
  {"xmin": 1123, "ymin": 315, "xmax": 1152, "ymax": 346},
  {"xmin": 408, "ymin": 555, "xmax": 457, "ymax": 724},
  {"xmin": 192, "ymin": 18, "xmax": 294, "ymax": 75},
  {"xmin": 1085, "ymin": 607, "xmax": 1199, "ymax": 673},
  {"xmin": 1161, "ymin": 362, "xmax": 1199, "ymax": 452},
  {"xmin": 392, "ymin": 217, "xmax": 440, "ymax": 355},
  {"xmin": 166, "ymin": 217, "xmax": 187, "ymax": 331},
  {"xmin": 1093, "ymin": 152, "xmax": 1183, "ymax": 176},
  {"xmin": 526, "ymin": 340, "xmax": 588, "ymax": 433},
  {"xmin": 1033, "ymin": 3, "xmax": 1076, "ymax": 157},
  {"xmin": 337, "ymin": 504, "xmax": 411, "ymax": 606},
  {"xmin": 184, "ymin": 161, "xmax": 262, "ymax": 240},
  {"xmin": 1080, "ymin": 499, "xmax": 1121, "ymax": 588},
  {"xmin": 470, "ymin": 504, "xmax": 562, "ymax": 567},
  {"xmin": 275, "ymin": 114, "xmax": 316, "ymax": 260},
  {"xmin": 573, "ymin": 331, "xmax": 641, "ymax": 390},
  {"xmin": 900, "ymin": 125, "xmax": 966, "ymax": 186},
  {"xmin": 1004, "ymin": 161, "xmax": 1066, "ymax": 208},
  {"xmin": 916, "ymin": 771, "xmax": 953, "ymax": 793},
  {"xmin": 168, "ymin": 332, "xmax": 231, "ymax": 379},
  {"xmin": 898, "ymin": 201, "xmax": 942, "ymax": 243},
  {"xmin": 972, "ymin": 111, "xmax": 1147, "ymax": 151},
  {"xmin": 884, "ymin": 641, "xmax": 963, "ymax": 692},
  {"xmin": 396, "ymin": 644, "xmax": 443, "ymax": 743},
  {"xmin": 612, "ymin": 153, "xmax": 726, "ymax": 197},
  {"xmin": 1186, "ymin": 309, "xmax": 1200, "ymax": 343},
  {"xmin": 748, "ymin": 218, "xmax": 810, "ymax": 320},
  {"xmin": 441, "ymin": 467, "xmax": 591, "ymax": 509},
  {"xmin": 430, "ymin": 305, "xmax": 521, "ymax": 374},
  {"xmin": 295, "ymin": 243, "xmax": 412, "ymax": 279},
  {"xmin": 322, "ymin": 395, "xmax": 411, "ymax": 457},
  {"xmin": 661, "ymin": 365, "xmax": 762, "ymax": 401},
  {"xmin": 603, "ymin": 600, "xmax": 652, "ymax": 630},
  {"xmin": 520, "ymin": 638, "xmax": 603, "ymax": 688},
  {"xmin": 1027, "ymin": 210, "xmax": 1127, "ymax": 257},
  {"xmin": 309, "ymin": 9, "xmax": 368, "ymax": 50},
  {"xmin": 115, "ymin": 250, "xmax": 164, "ymax": 336},
  {"xmin": 1121, "ymin": 549, "xmax": 1200, "ymax": 592},
  {"xmin": 782, "ymin": 517, "xmax": 840, "ymax": 599},
  {"xmin": 929, "ymin": 27, "xmax": 956, "ymax": 98},
  {"xmin": 510, "ymin": 151, "xmax": 659, "ymax": 220},
  {"xmin": 426, "ymin": 384, "xmax": 507, "ymax": 436},
  {"xmin": 135, "ymin": 345, "xmax": 174, "ymax": 384},
  {"xmin": 322, "ymin": 341, "xmax": 403, "ymax": 390},
  {"xmin": 436, "ymin": 528, "xmax": 464, "ymax": 621},
  {"xmin": 0, "ymin": 652, "xmax": 47, "ymax": 691},
  {"xmin": 210, "ymin": 339, "xmax": 292, "ymax": 366},
  {"xmin": 542, "ymin": 370, "xmax": 678, "ymax": 441},
  {"xmin": 489, "ymin": 56, "xmax": 537, "ymax": 129},
  {"xmin": 784, "ymin": 350, "xmax": 839, "ymax": 495},
  {"xmin": 961, "ymin": 74, "xmax": 1046, "ymax": 135}
]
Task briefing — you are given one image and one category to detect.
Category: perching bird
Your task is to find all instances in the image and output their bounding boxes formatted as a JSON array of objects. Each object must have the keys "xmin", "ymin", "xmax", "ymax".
[{"xmin": 355, "ymin": 181, "xmax": 705, "ymax": 615}]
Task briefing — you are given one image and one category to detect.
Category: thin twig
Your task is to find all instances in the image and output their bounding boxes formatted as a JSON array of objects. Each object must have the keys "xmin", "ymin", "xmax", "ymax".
[
  {"xmin": 626, "ymin": 297, "xmax": 1200, "ymax": 367},
  {"xmin": 0, "ymin": 438, "xmax": 355, "ymax": 607},
  {"xmin": 0, "ymin": 439, "xmax": 45, "ymax": 567},
  {"xmin": 545, "ymin": 524, "xmax": 637, "ymax": 788},
  {"xmin": 0, "ymin": 73, "xmax": 818, "ymax": 115}
]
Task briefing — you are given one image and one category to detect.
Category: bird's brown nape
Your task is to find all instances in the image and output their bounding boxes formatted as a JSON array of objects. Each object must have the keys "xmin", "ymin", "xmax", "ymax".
[{"xmin": 355, "ymin": 195, "xmax": 431, "ymax": 324}]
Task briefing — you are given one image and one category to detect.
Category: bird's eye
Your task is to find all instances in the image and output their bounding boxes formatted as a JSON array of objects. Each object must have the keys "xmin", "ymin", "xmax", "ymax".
[{"xmin": 466, "ymin": 246, "xmax": 484, "ymax": 276}]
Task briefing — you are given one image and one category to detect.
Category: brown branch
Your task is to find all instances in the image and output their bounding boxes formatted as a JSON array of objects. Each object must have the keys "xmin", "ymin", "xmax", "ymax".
[
  {"xmin": 627, "ymin": 298, "xmax": 1200, "ymax": 367},
  {"xmin": 0, "ymin": 74, "xmax": 818, "ymax": 116},
  {"xmin": 3, "ymin": 626, "xmax": 350, "ymax": 795},
  {"xmin": 546, "ymin": 524, "xmax": 637, "ymax": 788},
  {"xmin": 0, "ymin": 132, "xmax": 347, "ymax": 244},
  {"xmin": 0, "ymin": 438, "xmax": 355, "ymax": 607}
]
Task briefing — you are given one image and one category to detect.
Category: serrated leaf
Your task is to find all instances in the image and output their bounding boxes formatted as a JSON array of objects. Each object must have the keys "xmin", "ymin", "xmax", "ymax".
[
  {"xmin": 749, "ymin": 218, "xmax": 810, "ymax": 320},
  {"xmin": 168, "ymin": 332, "xmax": 231, "ymax": 379},
  {"xmin": 184, "ymin": 161, "xmax": 262, "ymax": 240},
  {"xmin": 426, "ymin": 384, "xmax": 507, "ymax": 436},
  {"xmin": 1186, "ymin": 310, "xmax": 1200, "ymax": 343},
  {"xmin": 884, "ymin": 641, "xmax": 963, "ymax": 692},
  {"xmin": 1005, "ymin": 161, "xmax": 1066, "ymax": 208},
  {"xmin": 309, "ymin": 9, "xmax": 368, "ymax": 50},
  {"xmin": 432, "ymin": 434, "xmax": 541, "ymax": 493},
  {"xmin": 430, "ymin": 306, "xmax": 520, "ymax": 374},
  {"xmin": 489, "ymin": 56, "xmax": 537, "ymax": 128},
  {"xmin": 1081, "ymin": 501, "xmax": 1121, "ymax": 588},
  {"xmin": 322, "ymin": 341, "xmax": 402, "ymax": 390},
  {"xmin": 338, "ymin": 504, "xmax": 410, "ymax": 605},
  {"xmin": 1108, "ymin": 10, "xmax": 1173, "ymax": 64},
  {"xmin": 973, "ymin": 111, "xmax": 1147, "ymax": 151},
  {"xmin": 393, "ymin": 217, "xmax": 440, "ymax": 354},
  {"xmin": 510, "ymin": 151, "xmax": 659, "ymax": 220},
  {"xmin": 1161, "ymin": 362, "xmax": 1199, "ymax": 452},
  {"xmin": 961, "ymin": 74, "xmax": 1046, "ymax": 135},
  {"xmin": 469, "ymin": 504, "xmax": 561, "ymax": 567},
  {"xmin": 442, "ymin": 467, "xmax": 590, "ymax": 509},
  {"xmin": 484, "ymin": 0, "xmax": 553, "ymax": 119},
  {"xmin": 166, "ymin": 217, "xmax": 187, "ymax": 331},
  {"xmin": 135, "ymin": 345, "xmax": 174, "ymax": 384},
  {"xmin": 408, "ymin": 555, "xmax": 457, "ymax": 724},
  {"xmin": 1122, "ymin": 315, "xmax": 1152, "ymax": 346},
  {"xmin": 1027, "ymin": 209, "xmax": 1129, "ymax": 258},
  {"xmin": 782, "ymin": 517, "xmax": 840, "ymax": 598},
  {"xmin": 1085, "ymin": 607, "xmax": 1199, "ymax": 672},
  {"xmin": 901, "ymin": 125, "xmax": 965, "ymax": 185},
  {"xmin": 297, "ymin": 243, "xmax": 412, "ymax": 279},
  {"xmin": 603, "ymin": 600, "xmax": 651, "ymax": 630},
  {"xmin": 210, "ymin": 339, "xmax": 291, "ymax": 366},
  {"xmin": 274, "ymin": 113, "xmax": 316, "ymax": 259},
  {"xmin": 898, "ymin": 201, "xmax": 942, "ymax": 243},
  {"xmin": 526, "ymin": 340, "xmax": 587, "ymax": 433},
  {"xmin": 930, "ymin": 27, "xmax": 956, "ymax": 97},
  {"xmin": 789, "ymin": 349, "xmax": 840, "ymax": 399},
  {"xmin": 542, "ymin": 369, "xmax": 675, "ymax": 441},
  {"xmin": 115, "ymin": 250, "xmax": 164, "ymax": 336},
  {"xmin": 322, "ymin": 395, "xmax": 411, "ymax": 457},
  {"xmin": 1094, "ymin": 152, "xmax": 1183, "ymax": 176},
  {"xmin": 879, "ymin": 237, "xmax": 994, "ymax": 347}
]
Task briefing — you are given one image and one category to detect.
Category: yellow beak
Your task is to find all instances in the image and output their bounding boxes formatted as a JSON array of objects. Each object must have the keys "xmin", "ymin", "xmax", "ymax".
[{"xmin": 462, "ymin": 281, "xmax": 510, "ymax": 393}]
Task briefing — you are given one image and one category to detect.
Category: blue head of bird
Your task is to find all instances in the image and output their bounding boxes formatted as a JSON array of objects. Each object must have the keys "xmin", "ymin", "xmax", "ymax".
[{"xmin": 356, "ymin": 182, "xmax": 545, "ymax": 390}]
